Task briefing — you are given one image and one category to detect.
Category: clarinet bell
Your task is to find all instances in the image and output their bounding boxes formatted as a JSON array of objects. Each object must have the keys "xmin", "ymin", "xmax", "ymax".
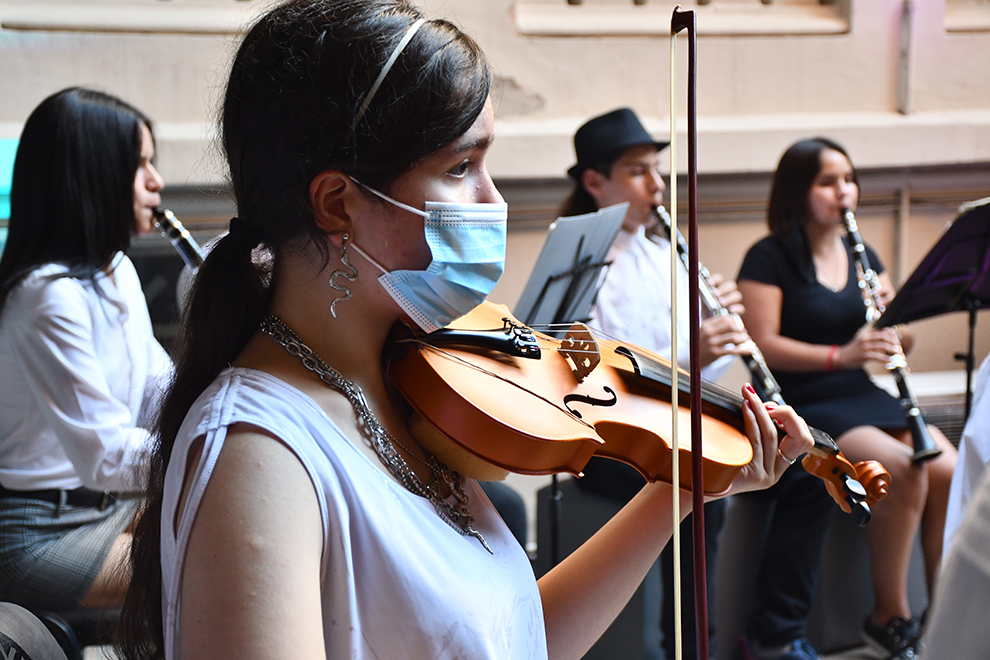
[{"xmin": 905, "ymin": 408, "xmax": 942, "ymax": 463}]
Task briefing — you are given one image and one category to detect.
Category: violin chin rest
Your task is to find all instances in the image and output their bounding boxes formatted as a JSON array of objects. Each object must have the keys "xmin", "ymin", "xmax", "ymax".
[{"xmin": 408, "ymin": 410, "xmax": 511, "ymax": 482}]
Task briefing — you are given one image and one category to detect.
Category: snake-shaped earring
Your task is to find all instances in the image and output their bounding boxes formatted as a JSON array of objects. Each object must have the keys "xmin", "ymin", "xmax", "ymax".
[{"xmin": 329, "ymin": 232, "xmax": 359, "ymax": 318}]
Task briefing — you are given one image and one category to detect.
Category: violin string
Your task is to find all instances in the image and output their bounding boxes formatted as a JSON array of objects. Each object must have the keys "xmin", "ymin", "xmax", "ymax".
[
  {"xmin": 405, "ymin": 335, "xmax": 743, "ymax": 428},
  {"xmin": 400, "ymin": 338, "xmax": 599, "ymax": 432},
  {"xmin": 522, "ymin": 334, "xmax": 746, "ymax": 414},
  {"xmin": 425, "ymin": 322, "xmax": 745, "ymax": 414}
]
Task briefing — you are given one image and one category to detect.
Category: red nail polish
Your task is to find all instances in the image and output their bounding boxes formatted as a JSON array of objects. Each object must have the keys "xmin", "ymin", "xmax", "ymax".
[
  {"xmin": 764, "ymin": 402, "xmax": 778, "ymax": 410},
  {"xmin": 745, "ymin": 384, "xmax": 756, "ymax": 394}
]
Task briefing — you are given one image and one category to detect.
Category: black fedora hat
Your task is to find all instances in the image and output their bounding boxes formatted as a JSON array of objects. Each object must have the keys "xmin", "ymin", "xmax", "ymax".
[{"xmin": 567, "ymin": 108, "xmax": 669, "ymax": 180}]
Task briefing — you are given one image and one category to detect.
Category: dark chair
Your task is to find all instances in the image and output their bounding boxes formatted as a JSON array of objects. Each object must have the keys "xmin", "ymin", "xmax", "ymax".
[
  {"xmin": 31, "ymin": 608, "xmax": 119, "ymax": 660},
  {"xmin": 0, "ymin": 602, "xmax": 69, "ymax": 660}
]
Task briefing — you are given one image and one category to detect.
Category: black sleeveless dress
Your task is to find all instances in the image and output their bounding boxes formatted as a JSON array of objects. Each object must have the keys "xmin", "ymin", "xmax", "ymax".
[{"xmin": 738, "ymin": 235, "xmax": 906, "ymax": 440}]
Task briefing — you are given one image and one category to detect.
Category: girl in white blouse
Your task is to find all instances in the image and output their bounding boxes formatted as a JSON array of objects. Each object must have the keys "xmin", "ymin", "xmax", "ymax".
[{"xmin": 0, "ymin": 87, "xmax": 173, "ymax": 610}]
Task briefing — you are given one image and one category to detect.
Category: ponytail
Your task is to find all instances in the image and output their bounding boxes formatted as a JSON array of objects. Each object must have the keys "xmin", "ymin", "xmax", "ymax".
[{"xmin": 117, "ymin": 230, "xmax": 270, "ymax": 658}]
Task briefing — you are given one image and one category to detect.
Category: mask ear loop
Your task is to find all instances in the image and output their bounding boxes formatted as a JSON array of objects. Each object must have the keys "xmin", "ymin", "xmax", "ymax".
[
  {"xmin": 351, "ymin": 177, "xmax": 430, "ymax": 219},
  {"xmin": 329, "ymin": 232, "xmax": 359, "ymax": 318},
  {"xmin": 349, "ymin": 240, "xmax": 390, "ymax": 276}
]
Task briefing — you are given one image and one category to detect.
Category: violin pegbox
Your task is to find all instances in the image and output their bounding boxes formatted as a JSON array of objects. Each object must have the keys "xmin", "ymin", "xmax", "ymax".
[{"xmin": 559, "ymin": 323, "xmax": 601, "ymax": 383}]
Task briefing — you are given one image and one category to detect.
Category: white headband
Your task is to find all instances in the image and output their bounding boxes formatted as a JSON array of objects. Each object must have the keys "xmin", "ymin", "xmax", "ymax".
[{"xmin": 354, "ymin": 18, "xmax": 426, "ymax": 125}]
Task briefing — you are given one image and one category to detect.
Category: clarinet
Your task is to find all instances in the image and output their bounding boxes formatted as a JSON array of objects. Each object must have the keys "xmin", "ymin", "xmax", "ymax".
[
  {"xmin": 654, "ymin": 206, "xmax": 884, "ymax": 521},
  {"xmin": 652, "ymin": 205, "xmax": 785, "ymax": 405},
  {"xmin": 153, "ymin": 207, "xmax": 204, "ymax": 268},
  {"xmin": 842, "ymin": 208, "xmax": 941, "ymax": 463}
]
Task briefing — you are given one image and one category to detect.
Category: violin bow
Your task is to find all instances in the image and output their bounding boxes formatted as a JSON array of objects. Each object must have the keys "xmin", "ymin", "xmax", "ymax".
[{"xmin": 670, "ymin": 7, "xmax": 708, "ymax": 660}]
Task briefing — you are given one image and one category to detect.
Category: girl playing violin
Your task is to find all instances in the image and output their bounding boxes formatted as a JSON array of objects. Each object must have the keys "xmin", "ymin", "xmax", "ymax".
[{"xmin": 118, "ymin": 2, "xmax": 814, "ymax": 659}]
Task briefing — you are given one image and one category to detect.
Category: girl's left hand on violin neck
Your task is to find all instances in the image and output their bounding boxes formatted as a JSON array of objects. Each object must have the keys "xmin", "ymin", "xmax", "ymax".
[{"xmin": 717, "ymin": 384, "xmax": 814, "ymax": 498}]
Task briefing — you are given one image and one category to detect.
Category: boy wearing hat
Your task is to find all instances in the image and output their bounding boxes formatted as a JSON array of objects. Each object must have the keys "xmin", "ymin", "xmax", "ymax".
[
  {"xmin": 562, "ymin": 107, "xmax": 747, "ymax": 660},
  {"xmin": 563, "ymin": 108, "xmax": 832, "ymax": 660},
  {"xmin": 562, "ymin": 108, "xmax": 749, "ymax": 375}
]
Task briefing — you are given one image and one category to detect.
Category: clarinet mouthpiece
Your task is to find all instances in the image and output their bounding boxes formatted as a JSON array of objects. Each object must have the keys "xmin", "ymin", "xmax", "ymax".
[{"xmin": 154, "ymin": 207, "xmax": 205, "ymax": 269}]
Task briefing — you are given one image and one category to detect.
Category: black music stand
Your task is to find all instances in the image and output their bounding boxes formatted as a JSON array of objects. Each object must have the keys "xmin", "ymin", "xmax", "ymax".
[
  {"xmin": 515, "ymin": 202, "xmax": 627, "ymax": 328},
  {"xmin": 513, "ymin": 202, "xmax": 627, "ymax": 566},
  {"xmin": 875, "ymin": 197, "xmax": 990, "ymax": 419}
]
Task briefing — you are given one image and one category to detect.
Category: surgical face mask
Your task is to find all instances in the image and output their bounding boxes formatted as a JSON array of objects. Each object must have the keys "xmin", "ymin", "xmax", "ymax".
[{"xmin": 350, "ymin": 185, "xmax": 508, "ymax": 333}]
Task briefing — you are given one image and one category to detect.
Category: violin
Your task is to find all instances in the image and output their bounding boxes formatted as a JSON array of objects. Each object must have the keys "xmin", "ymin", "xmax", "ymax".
[{"xmin": 384, "ymin": 301, "xmax": 889, "ymax": 523}]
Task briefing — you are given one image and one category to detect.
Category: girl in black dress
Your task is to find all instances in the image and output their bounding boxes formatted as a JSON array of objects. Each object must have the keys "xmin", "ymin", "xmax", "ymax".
[{"xmin": 737, "ymin": 137, "xmax": 957, "ymax": 658}]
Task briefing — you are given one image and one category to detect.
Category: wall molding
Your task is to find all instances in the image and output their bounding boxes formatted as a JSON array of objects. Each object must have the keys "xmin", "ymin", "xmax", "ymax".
[
  {"xmin": 945, "ymin": 1, "xmax": 990, "ymax": 33},
  {"xmin": 0, "ymin": 1, "xmax": 266, "ymax": 34},
  {"xmin": 512, "ymin": 2, "xmax": 848, "ymax": 37}
]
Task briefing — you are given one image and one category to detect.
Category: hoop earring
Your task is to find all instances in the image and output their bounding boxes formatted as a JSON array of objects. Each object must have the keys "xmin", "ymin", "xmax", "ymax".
[{"xmin": 329, "ymin": 232, "xmax": 359, "ymax": 318}]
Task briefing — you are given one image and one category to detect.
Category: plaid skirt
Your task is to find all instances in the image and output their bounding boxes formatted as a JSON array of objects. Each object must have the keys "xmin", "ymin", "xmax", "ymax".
[{"xmin": 0, "ymin": 495, "xmax": 138, "ymax": 610}]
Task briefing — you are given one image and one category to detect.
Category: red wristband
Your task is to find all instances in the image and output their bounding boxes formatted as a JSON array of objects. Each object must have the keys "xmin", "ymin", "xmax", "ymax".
[{"xmin": 825, "ymin": 344, "xmax": 839, "ymax": 371}]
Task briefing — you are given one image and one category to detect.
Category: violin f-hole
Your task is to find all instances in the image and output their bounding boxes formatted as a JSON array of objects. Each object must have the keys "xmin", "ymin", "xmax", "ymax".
[{"xmin": 563, "ymin": 387, "xmax": 618, "ymax": 419}]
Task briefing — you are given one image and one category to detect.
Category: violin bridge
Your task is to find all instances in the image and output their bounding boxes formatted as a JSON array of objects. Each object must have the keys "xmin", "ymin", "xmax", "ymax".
[{"xmin": 560, "ymin": 324, "xmax": 601, "ymax": 383}]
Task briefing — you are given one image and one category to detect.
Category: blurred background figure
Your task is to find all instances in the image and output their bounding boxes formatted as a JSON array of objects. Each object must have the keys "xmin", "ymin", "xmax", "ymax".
[
  {"xmin": 563, "ymin": 107, "xmax": 749, "ymax": 660},
  {"xmin": 737, "ymin": 137, "xmax": 957, "ymax": 660},
  {"xmin": 0, "ymin": 87, "xmax": 173, "ymax": 612},
  {"xmin": 942, "ymin": 351, "xmax": 990, "ymax": 556}
]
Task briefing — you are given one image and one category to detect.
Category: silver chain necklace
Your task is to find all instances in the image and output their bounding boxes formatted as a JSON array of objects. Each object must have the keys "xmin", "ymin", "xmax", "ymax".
[{"xmin": 260, "ymin": 314, "xmax": 491, "ymax": 553}]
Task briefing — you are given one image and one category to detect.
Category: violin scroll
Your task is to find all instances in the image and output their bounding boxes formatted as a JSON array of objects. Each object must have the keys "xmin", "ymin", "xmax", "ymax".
[
  {"xmin": 854, "ymin": 460, "xmax": 891, "ymax": 504},
  {"xmin": 801, "ymin": 449, "xmax": 891, "ymax": 527}
]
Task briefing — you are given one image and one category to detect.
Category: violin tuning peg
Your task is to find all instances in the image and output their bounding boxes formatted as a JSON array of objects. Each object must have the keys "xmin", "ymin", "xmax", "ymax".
[
  {"xmin": 853, "ymin": 460, "xmax": 892, "ymax": 505},
  {"xmin": 840, "ymin": 473, "xmax": 868, "ymax": 502},
  {"xmin": 849, "ymin": 500, "xmax": 872, "ymax": 527}
]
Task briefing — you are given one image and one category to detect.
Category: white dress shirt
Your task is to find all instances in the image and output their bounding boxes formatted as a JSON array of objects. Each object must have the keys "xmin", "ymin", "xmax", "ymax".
[
  {"xmin": 943, "ymin": 351, "xmax": 990, "ymax": 555},
  {"xmin": 924, "ymin": 457, "xmax": 990, "ymax": 659},
  {"xmin": 0, "ymin": 253, "xmax": 173, "ymax": 492},
  {"xmin": 589, "ymin": 226, "xmax": 733, "ymax": 382}
]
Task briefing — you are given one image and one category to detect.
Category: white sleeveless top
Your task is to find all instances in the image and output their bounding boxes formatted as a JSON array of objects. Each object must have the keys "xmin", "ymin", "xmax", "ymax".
[{"xmin": 161, "ymin": 368, "xmax": 547, "ymax": 660}]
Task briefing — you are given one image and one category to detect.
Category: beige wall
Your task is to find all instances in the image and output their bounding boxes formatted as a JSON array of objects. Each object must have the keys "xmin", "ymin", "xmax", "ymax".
[
  {"xmin": 422, "ymin": 0, "xmax": 990, "ymax": 177},
  {"xmin": 4, "ymin": 0, "xmax": 989, "ymax": 179}
]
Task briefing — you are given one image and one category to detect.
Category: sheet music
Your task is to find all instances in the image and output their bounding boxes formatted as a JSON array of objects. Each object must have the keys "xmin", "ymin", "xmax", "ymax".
[
  {"xmin": 877, "ymin": 196, "xmax": 990, "ymax": 327},
  {"xmin": 513, "ymin": 202, "xmax": 627, "ymax": 326}
]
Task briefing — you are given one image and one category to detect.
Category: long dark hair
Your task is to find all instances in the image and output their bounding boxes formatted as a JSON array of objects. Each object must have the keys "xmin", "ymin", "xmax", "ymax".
[
  {"xmin": 117, "ymin": 1, "xmax": 491, "ymax": 657},
  {"xmin": 558, "ymin": 156, "xmax": 619, "ymax": 217},
  {"xmin": 0, "ymin": 87, "xmax": 151, "ymax": 315},
  {"xmin": 767, "ymin": 136, "xmax": 858, "ymax": 278}
]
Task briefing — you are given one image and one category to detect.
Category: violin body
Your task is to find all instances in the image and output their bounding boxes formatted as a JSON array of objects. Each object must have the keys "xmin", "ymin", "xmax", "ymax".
[
  {"xmin": 385, "ymin": 301, "xmax": 753, "ymax": 495},
  {"xmin": 386, "ymin": 301, "xmax": 890, "ymax": 519}
]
